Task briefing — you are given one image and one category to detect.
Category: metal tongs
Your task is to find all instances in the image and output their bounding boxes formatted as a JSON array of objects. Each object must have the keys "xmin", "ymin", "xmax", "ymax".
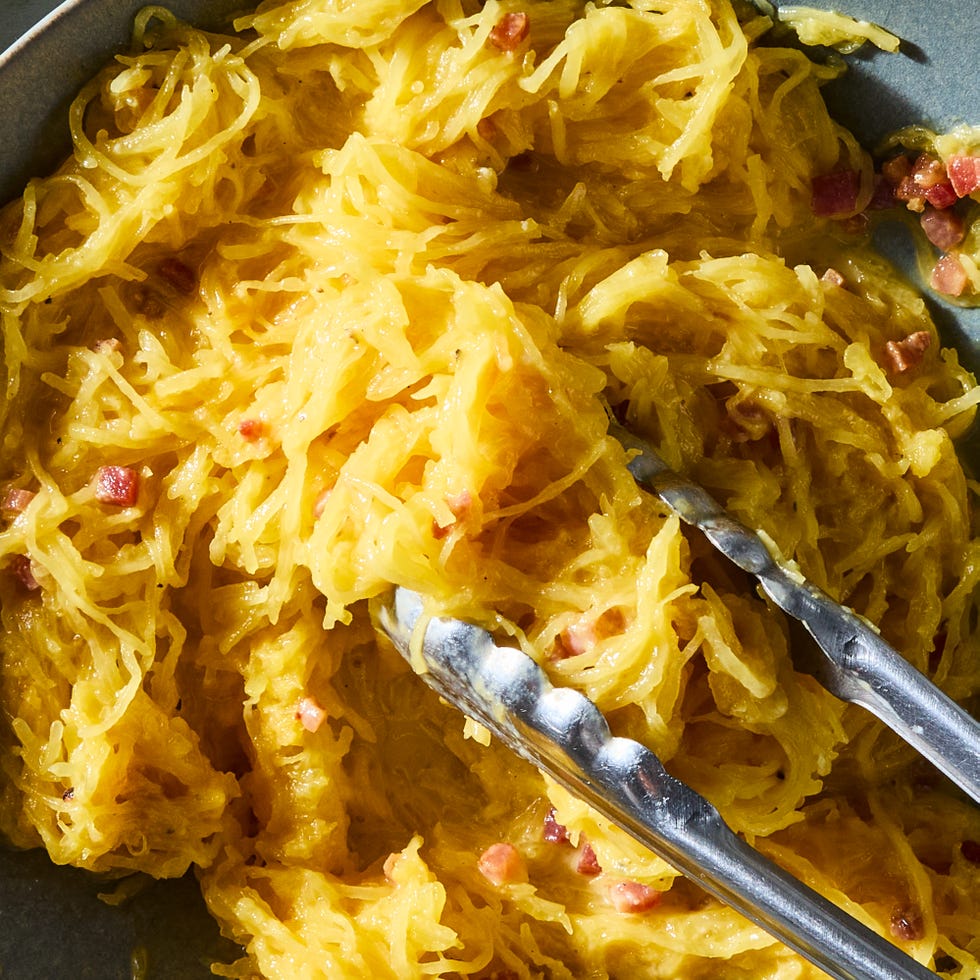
[
  {"xmin": 611, "ymin": 422, "xmax": 980, "ymax": 804},
  {"xmin": 376, "ymin": 424, "xmax": 980, "ymax": 980}
]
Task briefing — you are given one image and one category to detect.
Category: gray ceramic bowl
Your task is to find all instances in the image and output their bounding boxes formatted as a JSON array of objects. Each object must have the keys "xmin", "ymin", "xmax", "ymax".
[{"xmin": 0, "ymin": 1, "xmax": 977, "ymax": 977}]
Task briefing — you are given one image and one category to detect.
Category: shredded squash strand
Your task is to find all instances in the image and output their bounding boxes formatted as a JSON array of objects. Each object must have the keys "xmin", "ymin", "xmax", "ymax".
[{"xmin": 1, "ymin": 1, "xmax": 979, "ymax": 977}]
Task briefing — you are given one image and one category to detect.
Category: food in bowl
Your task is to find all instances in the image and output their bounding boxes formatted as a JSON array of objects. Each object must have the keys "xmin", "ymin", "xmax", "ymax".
[{"xmin": 1, "ymin": 0, "xmax": 979, "ymax": 976}]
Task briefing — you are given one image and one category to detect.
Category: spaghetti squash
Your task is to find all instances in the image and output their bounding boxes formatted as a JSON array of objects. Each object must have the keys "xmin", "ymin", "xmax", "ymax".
[{"xmin": 1, "ymin": 0, "xmax": 979, "ymax": 977}]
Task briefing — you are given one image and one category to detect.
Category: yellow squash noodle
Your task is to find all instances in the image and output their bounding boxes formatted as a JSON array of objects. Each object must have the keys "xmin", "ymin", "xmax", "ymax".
[{"xmin": 1, "ymin": 1, "xmax": 979, "ymax": 977}]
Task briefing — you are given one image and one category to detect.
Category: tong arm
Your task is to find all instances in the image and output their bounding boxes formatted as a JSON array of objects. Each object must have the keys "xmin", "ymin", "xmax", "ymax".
[
  {"xmin": 376, "ymin": 587, "xmax": 938, "ymax": 980},
  {"xmin": 611, "ymin": 421, "xmax": 980, "ymax": 805}
]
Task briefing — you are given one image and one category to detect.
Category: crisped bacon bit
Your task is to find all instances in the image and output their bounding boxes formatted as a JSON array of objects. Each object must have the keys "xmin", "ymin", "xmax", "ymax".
[
  {"xmin": 576, "ymin": 841, "xmax": 602, "ymax": 876},
  {"xmin": 237, "ymin": 418, "xmax": 266, "ymax": 441},
  {"xmin": 296, "ymin": 696, "xmax": 326, "ymax": 733},
  {"xmin": 478, "ymin": 842, "xmax": 527, "ymax": 886},
  {"xmin": 11, "ymin": 555, "xmax": 40, "ymax": 592},
  {"xmin": 542, "ymin": 807, "xmax": 570, "ymax": 844},
  {"xmin": 947, "ymin": 155, "xmax": 980, "ymax": 197},
  {"xmin": 489, "ymin": 12, "xmax": 529, "ymax": 51},
  {"xmin": 554, "ymin": 607, "xmax": 625, "ymax": 659},
  {"xmin": 920, "ymin": 207, "xmax": 965, "ymax": 250},
  {"xmin": 556, "ymin": 617, "xmax": 596, "ymax": 659},
  {"xmin": 608, "ymin": 880, "xmax": 662, "ymax": 913},
  {"xmin": 820, "ymin": 268, "xmax": 846, "ymax": 287},
  {"xmin": 911, "ymin": 154, "xmax": 948, "ymax": 190},
  {"xmin": 447, "ymin": 489, "xmax": 473, "ymax": 520},
  {"xmin": 924, "ymin": 182, "xmax": 958, "ymax": 210},
  {"xmin": 158, "ymin": 256, "xmax": 197, "ymax": 295},
  {"xmin": 883, "ymin": 331, "xmax": 931, "ymax": 375},
  {"xmin": 94, "ymin": 465, "xmax": 139, "ymax": 506},
  {"xmin": 2, "ymin": 487, "xmax": 35, "ymax": 513},
  {"xmin": 930, "ymin": 254, "xmax": 969, "ymax": 297},
  {"xmin": 889, "ymin": 907, "xmax": 925, "ymax": 942},
  {"xmin": 961, "ymin": 839, "xmax": 980, "ymax": 865},
  {"xmin": 894, "ymin": 175, "xmax": 926, "ymax": 213},
  {"xmin": 888, "ymin": 153, "xmax": 958, "ymax": 212},
  {"xmin": 811, "ymin": 170, "xmax": 859, "ymax": 217}
]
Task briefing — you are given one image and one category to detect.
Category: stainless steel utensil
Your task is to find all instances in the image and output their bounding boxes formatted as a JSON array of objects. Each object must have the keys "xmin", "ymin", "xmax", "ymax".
[
  {"xmin": 376, "ymin": 421, "xmax": 980, "ymax": 980},
  {"xmin": 610, "ymin": 421, "xmax": 980, "ymax": 806},
  {"xmin": 377, "ymin": 586, "xmax": 940, "ymax": 980}
]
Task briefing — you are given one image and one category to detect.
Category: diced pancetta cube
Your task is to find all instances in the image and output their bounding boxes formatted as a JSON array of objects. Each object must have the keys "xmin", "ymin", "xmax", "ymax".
[
  {"xmin": 296, "ymin": 696, "xmax": 326, "ymax": 733},
  {"xmin": 489, "ymin": 12, "xmax": 530, "ymax": 51},
  {"xmin": 930, "ymin": 254, "xmax": 969, "ymax": 297},
  {"xmin": 920, "ymin": 207, "xmax": 965, "ymax": 249},
  {"xmin": 924, "ymin": 182, "xmax": 958, "ymax": 209},
  {"xmin": 946, "ymin": 155, "xmax": 980, "ymax": 197},
  {"xmin": 553, "ymin": 606, "xmax": 626, "ymax": 660},
  {"xmin": 478, "ymin": 842, "xmax": 527, "ymax": 886},
  {"xmin": 237, "ymin": 418, "xmax": 267, "ymax": 441},
  {"xmin": 11, "ymin": 555, "xmax": 40, "ymax": 592},
  {"xmin": 883, "ymin": 331, "xmax": 931, "ymax": 375},
  {"xmin": 433, "ymin": 489, "xmax": 474, "ymax": 539},
  {"xmin": 2, "ymin": 487, "xmax": 35, "ymax": 513},
  {"xmin": 556, "ymin": 617, "xmax": 597, "ymax": 658},
  {"xmin": 889, "ymin": 906, "xmax": 924, "ymax": 941},
  {"xmin": 313, "ymin": 487, "xmax": 333, "ymax": 519},
  {"xmin": 608, "ymin": 880, "xmax": 662, "ymax": 913},
  {"xmin": 576, "ymin": 842, "xmax": 602, "ymax": 876},
  {"xmin": 94, "ymin": 466, "xmax": 140, "ymax": 506},
  {"xmin": 542, "ymin": 807, "xmax": 570, "ymax": 844},
  {"xmin": 881, "ymin": 154, "xmax": 911, "ymax": 186},
  {"xmin": 910, "ymin": 154, "xmax": 948, "ymax": 190},
  {"xmin": 811, "ymin": 170, "xmax": 859, "ymax": 216}
]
